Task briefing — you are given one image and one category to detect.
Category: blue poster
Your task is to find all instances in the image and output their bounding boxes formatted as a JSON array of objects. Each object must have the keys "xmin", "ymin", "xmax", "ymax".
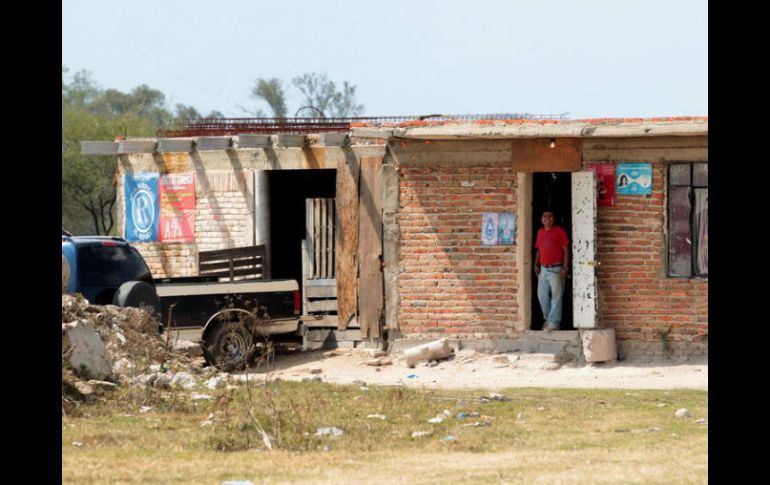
[
  {"xmin": 616, "ymin": 163, "xmax": 652, "ymax": 195},
  {"xmin": 125, "ymin": 173, "xmax": 159, "ymax": 242},
  {"xmin": 481, "ymin": 213, "xmax": 499, "ymax": 245},
  {"xmin": 498, "ymin": 212, "xmax": 516, "ymax": 245}
]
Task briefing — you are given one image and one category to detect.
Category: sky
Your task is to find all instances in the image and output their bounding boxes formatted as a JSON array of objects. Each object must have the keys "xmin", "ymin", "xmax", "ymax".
[{"xmin": 62, "ymin": 0, "xmax": 707, "ymax": 120}]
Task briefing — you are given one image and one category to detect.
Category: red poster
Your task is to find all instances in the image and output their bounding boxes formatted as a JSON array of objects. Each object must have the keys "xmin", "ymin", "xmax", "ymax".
[
  {"xmin": 159, "ymin": 173, "xmax": 196, "ymax": 242},
  {"xmin": 587, "ymin": 163, "xmax": 616, "ymax": 207}
]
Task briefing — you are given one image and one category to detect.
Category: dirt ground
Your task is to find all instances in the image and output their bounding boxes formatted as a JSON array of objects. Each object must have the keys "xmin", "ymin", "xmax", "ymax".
[{"xmin": 243, "ymin": 347, "xmax": 708, "ymax": 390}]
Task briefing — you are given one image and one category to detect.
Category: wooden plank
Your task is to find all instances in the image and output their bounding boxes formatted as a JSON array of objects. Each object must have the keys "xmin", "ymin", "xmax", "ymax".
[
  {"xmin": 314, "ymin": 199, "xmax": 321, "ymax": 279},
  {"xmin": 304, "ymin": 278, "xmax": 336, "ymax": 287},
  {"xmin": 301, "ymin": 239, "xmax": 310, "ymax": 316},
  {"xmin": 200, "ymin": 267, "xmax": 265, "ymax": 279},
  {"xmin": 307, "ymin": 300, "xmax": 338, "ymax": 313},
  {"xmin": 199, "ymin": 245, "xmax": 266, "ymax": 261},
  {"xmin": 198, "ymin": 259, "xmax": 263, "ymax": 272},
  {"xmin": 357, "ymin": 156, "xmax": 384, "ymax": 339},
  {"xmin": 320, "ymin": 199, "xmax": 327, "ymax": 278},
  {"xmin": 390, "ymin": 139, "xmax": 514, "ymax": 153},
  {"xmin": 583, "ymin": 147, "xmax": 708, "ymax": 163},
  {"xmin": 305, "ymin": 285, "xmax": 337, "ymax": 298},
  {"xmin": 305, "ymin": 199, "xmax": 315, "ymax": 279},
  {"xmin": 328, "ymin": 199, "xmax": 335, "ymax": 278},
  {"xmin": 582, "ymin": 136, "xmax": 707, "ymax": 150},
  {"xmin": 299, "ymin": 315, "xmax": 339, "ymax": 328},
  {"xmin": 511, "ymin": 138, "xmax": 583, "ymax": 172},
  {"xmin": 335, "ymin": 151, "xmax": 361, "ymax": 330},
  {"xmin": 381, "ymin": 160, "xmax": 400, "ymax": 334}
]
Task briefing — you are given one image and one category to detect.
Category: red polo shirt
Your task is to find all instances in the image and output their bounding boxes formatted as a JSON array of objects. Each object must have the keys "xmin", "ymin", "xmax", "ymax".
[{"xmin": 535, "ymin": 226, "xmax": 569, "ymax": 265}]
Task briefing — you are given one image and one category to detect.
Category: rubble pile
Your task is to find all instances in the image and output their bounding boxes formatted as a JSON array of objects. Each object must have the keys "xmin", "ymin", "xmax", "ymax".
[{"xmin": 62, "ymin": 294, "xmax": 204, "ymax": 412}]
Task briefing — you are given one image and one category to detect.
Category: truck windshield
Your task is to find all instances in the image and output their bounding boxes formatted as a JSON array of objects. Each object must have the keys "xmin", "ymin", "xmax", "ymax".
[{"xmin": 77, "ymin": 245, "xmax": 151, "ymax": 287}]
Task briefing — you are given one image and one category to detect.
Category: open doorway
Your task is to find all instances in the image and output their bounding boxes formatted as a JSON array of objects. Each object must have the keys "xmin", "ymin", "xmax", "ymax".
[
  {"xmin": 267, "ymin": 169, "xmax": 336, "ymax": 284},
  {"xmin": 531, "ymin": 172, "xmax": 574, "ymax": 331}
]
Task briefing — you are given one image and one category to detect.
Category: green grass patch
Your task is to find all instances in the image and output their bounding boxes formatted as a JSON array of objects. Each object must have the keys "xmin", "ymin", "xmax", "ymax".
[{"xmin": 63, "ymin": 383, "xmax": 707, "ymax": 484}]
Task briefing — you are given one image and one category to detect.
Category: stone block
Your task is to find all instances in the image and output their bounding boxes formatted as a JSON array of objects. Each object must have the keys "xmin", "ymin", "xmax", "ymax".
[{"xmin": 580, "ymin": 329, "xmax": 618, "ymax": 363}]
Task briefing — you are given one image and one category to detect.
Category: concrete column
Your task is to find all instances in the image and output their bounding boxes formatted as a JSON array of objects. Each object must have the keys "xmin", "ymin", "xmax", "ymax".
[
  {"xmin": 254, "ymin": 170, "xmax": 271, "ymax": 278},
  {"xmin": 516, "ymin": 172, "xmax": 533, "ymax": 331}
]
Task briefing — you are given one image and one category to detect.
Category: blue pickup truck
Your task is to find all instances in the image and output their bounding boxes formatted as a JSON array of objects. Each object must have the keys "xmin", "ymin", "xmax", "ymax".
[{"xmin": 62, "ymin": 235, "xmax": 301, "ymax": 370}]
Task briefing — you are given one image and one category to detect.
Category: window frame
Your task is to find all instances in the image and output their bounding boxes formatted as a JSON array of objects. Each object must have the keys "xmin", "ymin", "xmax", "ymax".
[{"xmin": 667, "ymin": 162, "xmax": 708, "ymax": 278}]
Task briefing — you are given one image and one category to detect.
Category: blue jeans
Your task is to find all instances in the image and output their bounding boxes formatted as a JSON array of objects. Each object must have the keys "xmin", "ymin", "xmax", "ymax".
[{"xmin": 538, "ymin": 264, "xmax": 565, "ymax": 329}]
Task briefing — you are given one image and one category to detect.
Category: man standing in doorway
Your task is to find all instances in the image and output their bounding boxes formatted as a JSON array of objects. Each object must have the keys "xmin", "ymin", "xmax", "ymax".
[{"xmin": 534, "ymin": 210, "xmax": 569, "ymax": 332}]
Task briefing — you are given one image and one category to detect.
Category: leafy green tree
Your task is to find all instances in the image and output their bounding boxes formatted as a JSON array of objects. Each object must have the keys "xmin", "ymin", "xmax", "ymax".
[{"xmin": 62, "ymin": 67, "xmax": 208, "ymax": 235}]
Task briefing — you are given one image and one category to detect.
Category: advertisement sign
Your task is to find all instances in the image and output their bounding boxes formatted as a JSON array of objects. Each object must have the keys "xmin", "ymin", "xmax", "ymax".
[
  {"xmin": 159, "ymin": 173, "xmax": 196, "ymax": 242},
  {"xmin": 481, "ymin": 212, "xmax": 516, "ymax": 246},
  {"xmin": 616, "ymin": 163, "xmax": 652, "ymax": 195},
  {"xmin": 497, "ymin": 212, "xmax": 516, "ymax": 245},
  {"xmin": 587, "ymin": 163, "xmax": 616, "ymax": 206},
  {"xmin": 481, "ymin": 212, "xmax": 499, "ymax": 245},
  {"xmin": 125, "ymin": 173, "xmax": 159, "ymax": 242}
]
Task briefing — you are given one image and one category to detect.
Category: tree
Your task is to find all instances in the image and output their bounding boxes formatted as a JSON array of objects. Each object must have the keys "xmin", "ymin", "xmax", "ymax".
[
  {"xmin": 62, "ymin": 67, "xmax": 212, "ymax": 235},
  {"xmin": 250, "ymin": 78, "xmax": 288, "ymax": 118},
  {"xmin": 248, "ymin": 72, "xmax": 364, "ymax": 118},
  {"xmin": 292, "ymin": 72, "xmax": 364, "ymax": 118}
]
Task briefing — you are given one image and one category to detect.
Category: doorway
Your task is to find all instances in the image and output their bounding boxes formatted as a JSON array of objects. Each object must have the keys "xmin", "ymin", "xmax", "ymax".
[
  {"xmin": 267, "ymin": 169, "xmax": 336, "ymax": 283},
  {"xmin": 531, "ymin": 172, "xmax": 574, "ymax": 331}
]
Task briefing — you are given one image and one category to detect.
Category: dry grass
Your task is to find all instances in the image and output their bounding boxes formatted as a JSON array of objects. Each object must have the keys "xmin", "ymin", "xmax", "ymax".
[{"xmin": 62, "ymin": 382, "xmax": 707, "ymax": 484}]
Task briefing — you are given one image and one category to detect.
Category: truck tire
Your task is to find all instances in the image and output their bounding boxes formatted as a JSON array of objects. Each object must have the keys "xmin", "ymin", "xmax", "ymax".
[
  {"xmin": 113, "ymin": 281, "xmax": 161, "ymax": 320},
  {"xmin": 202, "ymin": 321, "xmax": 257, "ymax": 372}
]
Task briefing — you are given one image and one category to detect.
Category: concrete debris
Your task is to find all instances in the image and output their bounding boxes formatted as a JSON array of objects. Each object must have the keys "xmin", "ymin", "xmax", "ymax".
[
  {"xmin": 675, "ymin": 408, "xmax": 691, "ymax": 418},
  {"xmin": 206, "ymin": 377, "xmax": 227, "ymax": 389},
  {"xmin": 172, "ymin": 340, "xmax": 203, "ymax": 358},
  {"xmin": 64, "ymin": 319, "xmax": 113, "ymax": 380},
  {"xmin": 170, "ymin": 372, "xmax": 198, "ymax": 390},
  {"xmin": 74, "ymin": 381, "xmax": 94, "ymax": 396},
  {"xmin": 404, "ymin": 339, "xmax": 454, "ymax": 368},
  {"xmin": 366, "ymin": 358, "xmax": 393, "ymax": 367},
  {"xmin": 87, "ymin": 380, "xmax": 117, "ymax": 391},
  {"xmin": 153, "ymin": 373, "xmax": 172, "ymax": 389},
  {"xmin": 370, "ymin": 350, "xmax": 388, "ymax": 358},
  {"xmin": 62, "ymin": 294, "xmax": 200, "ymax": 406},
  {"xmin": 581, "ymin": 329, "xmax": 618, "ymax": 363}
]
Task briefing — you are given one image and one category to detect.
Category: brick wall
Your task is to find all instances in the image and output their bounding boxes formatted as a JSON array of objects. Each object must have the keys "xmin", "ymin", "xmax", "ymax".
[
  {"xmin": 398, "ymin": 162, "xmax": 518, "ymax": 338},
  {"xmin": 120, "ymin": 169, "xmax": 253, "ymax": 278},
  {"xmin": 593, "ymin": 163, "xmax": 708, "ymax": 357}
]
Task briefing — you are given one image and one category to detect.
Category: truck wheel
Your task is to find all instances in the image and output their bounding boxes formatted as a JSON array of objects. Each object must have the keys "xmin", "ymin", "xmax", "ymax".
[
  {"xmin": 113, "ymin": 281, "xmax": 161, "ymax": 319},
  {"xmin": 203, "ymin": 321, "xmax": 256, "ymax": 371}
]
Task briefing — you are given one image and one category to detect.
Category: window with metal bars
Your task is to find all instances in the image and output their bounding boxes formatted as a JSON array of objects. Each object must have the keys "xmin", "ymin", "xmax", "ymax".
[{"xmin": 667, "ymin": 163, "xmax": 708, "ymax": 277}]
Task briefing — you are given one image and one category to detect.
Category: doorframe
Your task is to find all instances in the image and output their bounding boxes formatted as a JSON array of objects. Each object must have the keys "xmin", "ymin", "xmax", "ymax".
[{"xmin": 516, "ymin": 172, "xmax": 533, "ymax": 331}]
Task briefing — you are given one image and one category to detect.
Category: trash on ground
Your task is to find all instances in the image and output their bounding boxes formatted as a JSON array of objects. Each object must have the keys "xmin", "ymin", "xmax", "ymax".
[{"xmin": 315, "ymin": 427, "xmax": 344, "ymax": 437}]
